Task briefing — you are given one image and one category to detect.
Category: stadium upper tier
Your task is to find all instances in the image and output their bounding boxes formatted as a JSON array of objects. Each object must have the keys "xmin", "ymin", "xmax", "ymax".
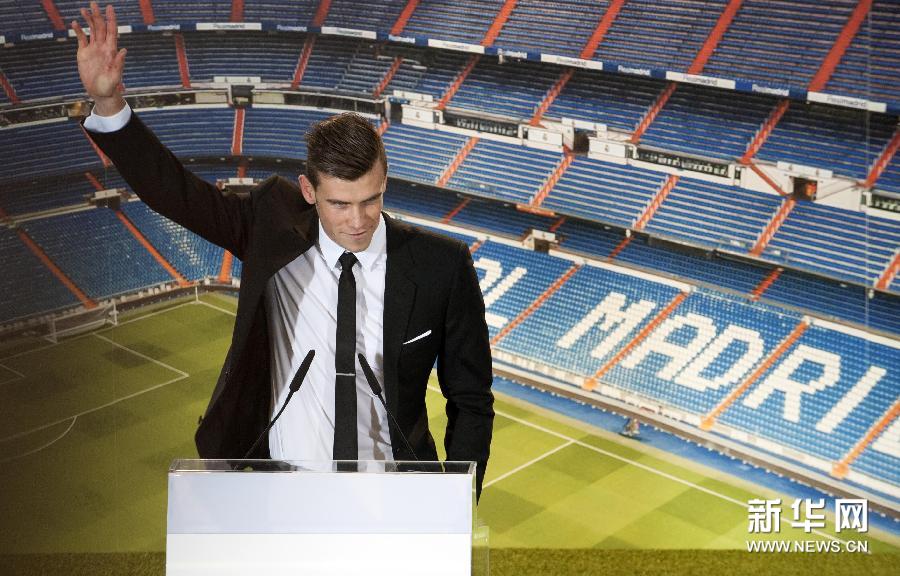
[
  {"xmin": 0, "ymin": 0, "xmax": 898, "ymax": 106},
  {"xmin": 0, "ymin": 29, "xmax": 896, "ymax": 191},
  {"xmin": 2, "ymin": 105, "xmax": 898, "ymax": 292},
  {"xmin": 6, "ymin": 160, "xmax": 898, "ymax": 334}
]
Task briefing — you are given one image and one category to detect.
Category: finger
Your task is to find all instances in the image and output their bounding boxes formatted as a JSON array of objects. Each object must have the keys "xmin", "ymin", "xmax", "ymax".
[
  {"xmin": 91, "ymin": 2, "xmax": 105, "ymax": 45},
  {"xmin": 106, "ymin": 4, "xmax": 117, "ymax": 49},
  {"xmin": 114, "ymin": 48, "xmax": 127, "ymax": 74},
  {"xmin": 81, "ymin": 7, "xmax": 95, "ymax": 44},
  {"xmin": 72, "ymin": 20, "xmax": 87, "ymax": 49}
]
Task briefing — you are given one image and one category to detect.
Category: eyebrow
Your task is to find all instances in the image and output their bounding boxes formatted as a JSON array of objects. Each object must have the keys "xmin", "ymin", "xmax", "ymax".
[{"xmin": 327, "ymin": 191, "xmax": 383, "ymax": 205}]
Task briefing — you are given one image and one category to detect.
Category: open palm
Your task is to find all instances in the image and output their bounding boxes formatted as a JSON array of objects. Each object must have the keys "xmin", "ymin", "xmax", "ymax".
[{"xmin": 72, "ymin": 2, "xmax": 127, "ymax": 101}]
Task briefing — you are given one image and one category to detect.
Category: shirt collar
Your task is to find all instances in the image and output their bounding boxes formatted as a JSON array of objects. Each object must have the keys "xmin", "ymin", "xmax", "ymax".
[{"xmin": 317, "ymin": 213, "xmax": 386, "ymax": 272}]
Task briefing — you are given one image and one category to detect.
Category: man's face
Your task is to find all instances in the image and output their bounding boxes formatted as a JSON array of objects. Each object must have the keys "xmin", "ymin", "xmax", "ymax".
[{"xmin": 299, "ymin": 163, "xmax": 386, "ymax": 253}]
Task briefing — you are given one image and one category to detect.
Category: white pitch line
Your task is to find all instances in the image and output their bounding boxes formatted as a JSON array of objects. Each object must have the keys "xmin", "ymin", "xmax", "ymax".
[
  {"xmin": 97, "ymin": 300, "xmax": 196, "ymax": 331},
  {"xmin": 484, "ymin": 439, "xmax": 574, "ymax": 489},
  {"xmin": 0, "ymin": 300, "xmax": 198, "ymax": 362},
  {"xmin": 0, "ymin": 416, "xmax": 78, "ymax": 463},
  {"xmin": 195, "ymin": 299, "xmax": 237, "ymax": 317},
  {"xmin": 0, "ymin": 361, "xmax": 25, "ymax": 385},
  {"xmin": 1, "ymin": 302, "xmax": 210, "ymax": 443},
  {"xmin": 0, "ymin": 374, "xmax": 188, "ymax": 444},
  {"xmin": 4, "ymin": 329, "xmax": 193, "ymax": 443},
  {"xmin": 93, "ymin": 333, "xmax": 189, "ymax": 377},
  {"xmin": 0, "ymin": 336, "xmax": 88, "ymax": 362},
  {"xmin": 427, "ymin": 385, "xmax": 846, "ymax": 544}
]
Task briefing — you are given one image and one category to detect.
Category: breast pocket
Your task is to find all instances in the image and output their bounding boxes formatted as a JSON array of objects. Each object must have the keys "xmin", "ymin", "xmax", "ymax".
[
  {"xmin": 400, "ymin": 327, "xmax": 438, "ymax": 376},
  {"xmin": 402, "ymin": 329, "xmax": 432, "ymax": 347}
]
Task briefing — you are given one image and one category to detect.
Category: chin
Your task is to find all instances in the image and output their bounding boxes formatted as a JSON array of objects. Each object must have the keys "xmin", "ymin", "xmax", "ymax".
[{"xmin": 344, "ymin": 234, "xmax": 371, "ymax": 251}]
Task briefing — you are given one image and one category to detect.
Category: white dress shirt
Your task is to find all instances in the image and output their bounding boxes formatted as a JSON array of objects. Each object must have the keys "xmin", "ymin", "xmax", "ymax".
[
  {"xmin": 83, "ymin": 102, "xmax": 133, "ymax": 132},
  {"xmin": 265, "ymin": 216, "xmax": 393, "ymax": 462},
  {"xmin": 85, "ymin": 103, "xmax": 394, "ymax": 461}
]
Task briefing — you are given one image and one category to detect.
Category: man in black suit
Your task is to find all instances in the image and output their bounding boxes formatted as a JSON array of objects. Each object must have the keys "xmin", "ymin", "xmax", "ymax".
[{"xmin": 73, "ymin": 3, "xmax": 494, "ymax": 497}]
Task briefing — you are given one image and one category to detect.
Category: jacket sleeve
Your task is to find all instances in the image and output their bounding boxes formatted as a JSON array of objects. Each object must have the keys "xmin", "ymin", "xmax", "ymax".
[
  {"xmin": 82, "ymin": 111, "xmax": 253, "ymax": 259},
  {"xmin": 437, "ymin": 241, "xmax": 494, "ymax": 501}
]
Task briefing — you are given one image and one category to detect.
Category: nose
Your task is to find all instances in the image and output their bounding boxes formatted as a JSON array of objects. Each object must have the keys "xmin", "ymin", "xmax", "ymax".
[{"xmin": 349, "ymin": 205, "xmax": 367, "ymax": 230}]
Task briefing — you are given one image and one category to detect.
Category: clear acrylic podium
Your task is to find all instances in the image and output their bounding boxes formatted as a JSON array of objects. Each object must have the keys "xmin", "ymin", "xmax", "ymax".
[{"xmin": 166, "ymin": 459, "xmax": 486, "ymax": 575}]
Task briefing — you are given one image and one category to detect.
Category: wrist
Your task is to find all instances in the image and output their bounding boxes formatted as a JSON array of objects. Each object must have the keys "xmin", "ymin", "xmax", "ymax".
[{"xmin": 92, "ymin": 95, "xmax": 126, "ymax": 117}]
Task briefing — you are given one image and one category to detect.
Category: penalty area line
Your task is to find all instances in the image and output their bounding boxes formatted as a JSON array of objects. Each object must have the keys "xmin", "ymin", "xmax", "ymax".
[
  {"xmin": 2, "ymin": 332, "xmax": 192, "ymax": 444},
  {"xmin": 0, "ymin": 361, "xmax": 25, "ymax": 386},
  {"xmin": 426, "ymin": 385, "xmax": 847, "ymax": 545},
  {"xmin": 194, "ymin": 299, "xmax": 237, "ymax": 317},
  {"xmin": 0, "ymin": 374, "xmax": 188, "ymax": 444},
  {"xmin": 93, "ymin": 333, "xmax": 189, "ymax": 378},
  {"xmin": 484, "ymin": 439, "xmax": 575, "ymax": 489}
]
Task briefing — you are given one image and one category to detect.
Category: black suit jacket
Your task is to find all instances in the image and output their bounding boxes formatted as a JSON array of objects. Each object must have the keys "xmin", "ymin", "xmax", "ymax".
[{"xmin": 84, "ymin": 112, "xmax": 494, "ymax": 497}]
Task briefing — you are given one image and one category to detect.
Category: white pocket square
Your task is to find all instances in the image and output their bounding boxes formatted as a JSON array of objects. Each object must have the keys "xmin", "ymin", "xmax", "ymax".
[{"xmin": 402, "ymin": 330, "xmax": 432, "ymax": 346}]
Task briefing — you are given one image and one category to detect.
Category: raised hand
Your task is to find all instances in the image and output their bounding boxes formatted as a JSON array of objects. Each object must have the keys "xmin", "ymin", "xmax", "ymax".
[{"xmin": 72, "ymin": 2, "xmax": 127, "ymax": 115}]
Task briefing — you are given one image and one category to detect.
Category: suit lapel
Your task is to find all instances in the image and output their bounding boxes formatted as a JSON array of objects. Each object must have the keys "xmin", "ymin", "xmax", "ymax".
[{"xmin": 382, "ymin": 214, "xmax": 416, "ymax": 422}]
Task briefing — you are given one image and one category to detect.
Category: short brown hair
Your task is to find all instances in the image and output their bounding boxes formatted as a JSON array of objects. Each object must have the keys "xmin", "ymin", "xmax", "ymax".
[{"xmin": 304, "ymin": 112, "xmax": 387, "ymax": 188}]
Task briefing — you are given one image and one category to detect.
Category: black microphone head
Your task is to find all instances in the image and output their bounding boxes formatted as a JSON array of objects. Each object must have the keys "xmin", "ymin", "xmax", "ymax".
[
  {"xmin": 357, "ymin": 353, "xmax": 382, "ymax": 396},
  {"xmin": 289, "ymin": 349, "xmax": 316, "ymax": 393}
]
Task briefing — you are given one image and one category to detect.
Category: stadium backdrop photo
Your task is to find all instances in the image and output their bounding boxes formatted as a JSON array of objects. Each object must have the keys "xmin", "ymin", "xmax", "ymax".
[{"xmin": 0, "ymin": 0, "xmax": 898, "ymax": 574}]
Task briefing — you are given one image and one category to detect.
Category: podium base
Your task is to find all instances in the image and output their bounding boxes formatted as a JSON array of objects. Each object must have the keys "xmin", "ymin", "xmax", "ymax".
[{"xmin": 167, "ymin": 533, "xmax": 471, "ymax": 575}]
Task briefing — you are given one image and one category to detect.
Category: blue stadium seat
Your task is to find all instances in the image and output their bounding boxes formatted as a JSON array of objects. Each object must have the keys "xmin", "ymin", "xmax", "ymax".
[
  {"xmin": 120, "ymin": 33, "xmax": 183, "ymax": 90},
  {"xmin": 0, "ymin": 119, "xmax": 101, "ymax": 182},
  {"xmin": 703, "ymin": 0, "xmax": 857, "ymax": 88},
  {"xmin": 122, "ymin": 200, "xmax": 225, "ymax": 280},
  {"xmin": 242, "ymin": 107, "xmax": 335, "ymax": 159},
  {"xmin": 768, "ymin": 202, "xmax": 900, "ymax": 285},
  {"xmin": 138, "ymin": 107, "xmax": 234, "ymax": 157},
  {"xmin": 493, "ymin": 0, "xmax": 608, "ymax": 57},
  {"xmin": 184, "ymin": 31, "xmax": 301, "ymax": 82},
  {"xmin": 323, "ymin": 0, "xmax": 407, "ymax": 32},
  {"xmin": 448, "ymin": 56, "xmax": 557, "ymax": 120},
  {"xmin": 595, "ymin": 0, "xmax": 729, "ymax": 71},
  {"xmin": 546, "ymin": 69, "xmax": 660, "ymax": 132},
  {"xmin": 448, "ymin": 139, "xmax": 562, "ymax": 204},
  {"xmin": 0, "ymin": 227, "xmax": 79, "ymax": 322},
  {"xmin": 242, "ymin": 0, "xmax": 317, "ymax": 24},
  {"xmin": 403, "ymin": 0, "xmax": 502, "ymax": 45},
  {"xmin": 22, "ymin": 207, "xmax": 172, "ymax": 298},
  {"xmin": 0, "ymin": 172, "xmax": 95, "ymax": 216},
  {"xmin": 0, "ymin": 39, "xmax": 83, "ymax": 101},
  {"xmin": 756, "ymin": 103, "xmax": 896, "ymax": 181},
  {"xmin": 382, "ymin": 123, "xmax": 469, "ymax": 184},
  {"xmin": 823, "ymin": 0, "xmax": 900, "ymax": 104},
  {"xmin": 642, "ymin": 85, "xmax": 774, "ymax": 161},
  {"xmin": 55, "ymin": 1, "xmax": 144, "ymax": 28},
  {"xmin": 645, "ymin": 178, "xmax": 781, "ymax": 251},
  {"xmin": 543, "ymin": 156, "xmax": 667, "ymax": 229},
  {"xmin": 0, "ymin": 1, "xmax": 52, "ymax": 37},
  {"xmin": 150, "ymin": 0, "xmax": 232, "ymax": 24}
]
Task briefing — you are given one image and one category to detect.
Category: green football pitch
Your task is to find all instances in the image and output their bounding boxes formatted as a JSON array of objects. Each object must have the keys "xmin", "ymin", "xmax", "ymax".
[{"xmin": 1, "ymin": 292, "xmax": 897, "ymax": 565}]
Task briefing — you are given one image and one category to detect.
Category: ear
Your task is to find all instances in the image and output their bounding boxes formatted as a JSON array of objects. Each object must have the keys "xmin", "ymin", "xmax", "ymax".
[{"xmin": 299, "ymin": 174, "xmax": 316, "ymax": 205}]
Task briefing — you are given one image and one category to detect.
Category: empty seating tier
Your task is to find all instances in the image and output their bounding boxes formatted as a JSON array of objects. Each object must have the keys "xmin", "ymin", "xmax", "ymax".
[
  {"xmin": 0, "ymin": 227, "xmax": 79, "ymax": 322},
  {"xmin": 21, "ymin": 208, "xmax": 172, "ymax": 299}
]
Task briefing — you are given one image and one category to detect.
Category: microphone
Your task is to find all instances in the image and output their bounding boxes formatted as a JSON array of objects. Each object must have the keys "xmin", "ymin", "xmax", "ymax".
[
  {"xmin": 240, "ymin": 349, "xmax": 315, "ymax": 461},
  {"xmin": 358, "ymin": 353, "xmax": 418, "ymax": 461}
]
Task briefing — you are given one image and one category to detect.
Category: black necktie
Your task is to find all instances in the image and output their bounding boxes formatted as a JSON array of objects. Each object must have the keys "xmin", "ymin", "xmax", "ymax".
[{"xmin": 334, "ymin": 251, "xmax": 359, "ymax": 462}]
